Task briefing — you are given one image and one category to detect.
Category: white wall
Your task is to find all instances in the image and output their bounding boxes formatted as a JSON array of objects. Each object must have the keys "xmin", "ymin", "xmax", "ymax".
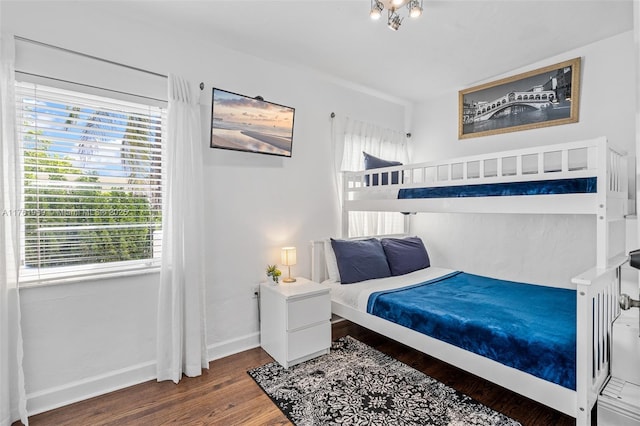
[
  {"xmin": 410, "ymin": 31, "xmax": 637, "ymax": 287},
  {"xmin": 2, "ymin": 1, "xmax": 407, "ymax": 415}
]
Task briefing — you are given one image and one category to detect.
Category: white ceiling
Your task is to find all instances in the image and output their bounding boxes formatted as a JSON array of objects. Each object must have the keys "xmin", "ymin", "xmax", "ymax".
[{"xmin": 112, "ymin": 0, "xmax": 634, "ymax": 103}]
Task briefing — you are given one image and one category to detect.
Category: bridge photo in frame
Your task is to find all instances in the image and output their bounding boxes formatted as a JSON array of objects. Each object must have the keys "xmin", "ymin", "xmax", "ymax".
[{"xmin": 459, "ymin": 57, "xmax": 581, "ymax": 139}]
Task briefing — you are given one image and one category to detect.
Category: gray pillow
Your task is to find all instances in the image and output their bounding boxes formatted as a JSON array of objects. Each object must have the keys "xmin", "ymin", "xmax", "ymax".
[
  {"xmin": 363, "ymin": 151, "xmax": 402, "ymax": 186},
  {"xmin": 381, "ymin": 236, "xmax": 430, "ymax": 276},
  {"xmin": 330, "ymin": 238, "xmax": 391, "ymax": 284}
]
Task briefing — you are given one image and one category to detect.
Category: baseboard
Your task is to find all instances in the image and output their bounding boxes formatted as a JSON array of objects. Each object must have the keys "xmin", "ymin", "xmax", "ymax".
[
  {"xmin": 207, "ymin": 331, "xmax": 261, "ymax": 361},
  {"xmin": 26, "ymin": 332, "xmax": 262, "ymax": 417},
  {"xmin": 26, "ymin": 360, "xmax": 157, "ymax": 416}
]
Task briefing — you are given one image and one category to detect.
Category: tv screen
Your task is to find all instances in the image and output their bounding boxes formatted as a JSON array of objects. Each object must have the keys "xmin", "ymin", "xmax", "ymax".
[{"xmin": 210, "ymin": 88, "xmax": 295, "ymax": 157}]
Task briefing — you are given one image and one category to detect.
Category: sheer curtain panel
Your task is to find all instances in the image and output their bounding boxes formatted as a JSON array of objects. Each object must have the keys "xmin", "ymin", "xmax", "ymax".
[
  {"xmin": 156, "ymin": 74, "xmax": 208, "ymax": 383},
  {"xmin": 0, "ymin": 33, "xmax": 29, "ymax": 426},
  {"xmin": 341, "ymin": 118, "xmax": 409, "ymax": 237}
]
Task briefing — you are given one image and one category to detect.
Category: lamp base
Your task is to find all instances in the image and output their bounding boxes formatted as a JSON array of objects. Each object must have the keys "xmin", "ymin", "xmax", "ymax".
[{"xmin": 283, "ymin": 277, "xmax": 296, "ymax": 283}]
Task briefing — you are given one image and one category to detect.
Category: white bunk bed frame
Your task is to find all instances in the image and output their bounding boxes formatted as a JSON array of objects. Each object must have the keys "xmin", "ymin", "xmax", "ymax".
[{"xmin": 312, "ymin": 136, "xmax": 628, "ymax": 425}]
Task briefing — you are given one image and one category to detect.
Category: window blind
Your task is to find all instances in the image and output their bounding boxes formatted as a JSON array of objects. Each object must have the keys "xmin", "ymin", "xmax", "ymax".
[{"xmin": 15, "ymin": 81, "xmax": 165, "ymax": 284}]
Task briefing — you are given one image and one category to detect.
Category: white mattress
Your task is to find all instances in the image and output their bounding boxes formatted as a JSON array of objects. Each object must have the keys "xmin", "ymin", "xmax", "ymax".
[{"xmin": 321, "ymin": 266, "xmax": 455, "ymax": 312}]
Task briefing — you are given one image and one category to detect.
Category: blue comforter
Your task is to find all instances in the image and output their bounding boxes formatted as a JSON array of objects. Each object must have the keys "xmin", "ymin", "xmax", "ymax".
[
  {"xmin": 367, "ymin": 271, "xmax": 576, "ymax": 389},
  {"xmin": 398, "ymin": 177, "xmax": 596, "ymax": 199}
]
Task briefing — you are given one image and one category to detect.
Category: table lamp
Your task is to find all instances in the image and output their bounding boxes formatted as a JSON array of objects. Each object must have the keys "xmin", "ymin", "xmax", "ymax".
[{"xmin": 281, "ymin": 246, "xmax": 297, "ymax": 283}]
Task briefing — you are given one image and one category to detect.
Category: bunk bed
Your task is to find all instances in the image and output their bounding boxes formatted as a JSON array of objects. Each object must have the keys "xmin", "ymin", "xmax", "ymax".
[{"xmin": 311, "ymin": 136, "xmax": 628, "ymax": 426}]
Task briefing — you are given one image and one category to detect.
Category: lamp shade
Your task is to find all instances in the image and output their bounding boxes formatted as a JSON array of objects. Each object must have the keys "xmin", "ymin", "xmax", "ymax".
[{"xmin": 281, "ymin": 247, "xmax": 297, "ymax": 266}]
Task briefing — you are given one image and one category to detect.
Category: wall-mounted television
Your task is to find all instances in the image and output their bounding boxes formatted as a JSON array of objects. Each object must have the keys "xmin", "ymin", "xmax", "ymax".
[{"xmin": 210, "ymin": 87, "xmax": 295, "ymax": 157}]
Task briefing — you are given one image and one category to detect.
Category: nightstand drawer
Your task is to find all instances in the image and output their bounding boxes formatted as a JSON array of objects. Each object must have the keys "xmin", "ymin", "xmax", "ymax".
[
  {"xmin": 287, "ymin": 292, "xmax": 330, "ymax": 331},
  {"xmin": 288, "ymin": 322, "xmax": 330, "ymax": 361}
]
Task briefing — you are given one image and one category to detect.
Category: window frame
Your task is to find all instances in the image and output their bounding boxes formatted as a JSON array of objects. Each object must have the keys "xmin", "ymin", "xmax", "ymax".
[{"xmin": 14, "ymin": 77, "xmax": 166, "ymax": 286}]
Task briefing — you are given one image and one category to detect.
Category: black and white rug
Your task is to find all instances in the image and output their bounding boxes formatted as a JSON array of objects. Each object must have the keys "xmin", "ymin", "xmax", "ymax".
[{"xmin": 248, "ymin": 336, "xmax": 521, "ymax": 425}]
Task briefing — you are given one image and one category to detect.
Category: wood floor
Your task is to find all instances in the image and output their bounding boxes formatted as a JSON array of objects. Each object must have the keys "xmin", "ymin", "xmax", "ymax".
[{"xmin": 17, "ymin": 320, "xmax": 581, "ymax": 426}]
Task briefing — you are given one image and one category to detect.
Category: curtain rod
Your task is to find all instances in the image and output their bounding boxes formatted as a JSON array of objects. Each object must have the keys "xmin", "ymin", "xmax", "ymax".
[
  {"xmin": 14, "ymin": 35, "xmax": 168, "ymax": 79},
  {"xmin": 330, "ymin": 112, "xmax": 412, "ymax": 138},
  {"xmin": 15, "ymin": 70, "xmax": 168, "ymax": 104}
]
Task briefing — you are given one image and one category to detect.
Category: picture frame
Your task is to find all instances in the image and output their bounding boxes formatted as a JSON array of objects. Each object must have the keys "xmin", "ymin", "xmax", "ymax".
[{"xmin": 459, "ymin": 57, "xmax": 581, "ymax": 139}]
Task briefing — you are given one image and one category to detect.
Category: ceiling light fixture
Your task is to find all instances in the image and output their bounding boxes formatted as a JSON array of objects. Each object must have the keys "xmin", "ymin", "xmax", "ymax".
[{"xmin": 369, "ymin": 0, "xmax": 423, "ymax": 31}]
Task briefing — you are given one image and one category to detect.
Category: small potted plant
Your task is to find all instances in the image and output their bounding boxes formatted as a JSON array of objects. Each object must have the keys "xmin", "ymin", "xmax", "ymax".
[{"xmin": 266, "ymin": 264, "xmax": 282, "ymax": 284}]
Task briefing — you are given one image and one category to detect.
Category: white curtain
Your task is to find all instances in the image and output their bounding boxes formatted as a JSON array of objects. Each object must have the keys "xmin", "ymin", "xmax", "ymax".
[
  {"xmin": 341, "ymin": 118, "xmax": 410, "ymax": 237},
  {"xmin": 0, "ymin": 33, "xmax": 29, "ymax": 426},
  {"xmin": 156, "ymin": 74, "xmax": 208, "ymax": 383}
]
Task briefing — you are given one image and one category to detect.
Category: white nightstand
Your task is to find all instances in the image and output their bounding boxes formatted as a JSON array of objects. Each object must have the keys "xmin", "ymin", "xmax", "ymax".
[{"xmin": 259, "ymin": 277, "xmax": 331, "ymax": 368}]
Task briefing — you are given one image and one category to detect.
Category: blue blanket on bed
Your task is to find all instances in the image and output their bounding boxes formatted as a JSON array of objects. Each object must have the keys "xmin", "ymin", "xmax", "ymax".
[
  {"xmin": 397, "ymin": 177, "xmax": 596, "ymax": 199},
  {"xmin": 367, "ymin": 271, "xmax": 576, "ymax": 390}
]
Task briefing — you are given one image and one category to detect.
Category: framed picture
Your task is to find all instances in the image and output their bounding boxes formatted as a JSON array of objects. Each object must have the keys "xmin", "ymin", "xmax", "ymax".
[
  {"xmin": 459, "ymin": 57, "xmax": 581, "ymax": 139},
  {"xmin": 211, "ymin": 87, "xmax": 295, "ymax": 157}
]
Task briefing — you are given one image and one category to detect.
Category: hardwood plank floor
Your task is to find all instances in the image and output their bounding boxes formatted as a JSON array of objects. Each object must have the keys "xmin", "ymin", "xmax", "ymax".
[{"xmin": 16, "ymin": 320, "xmax": 583, "ymax": 426}]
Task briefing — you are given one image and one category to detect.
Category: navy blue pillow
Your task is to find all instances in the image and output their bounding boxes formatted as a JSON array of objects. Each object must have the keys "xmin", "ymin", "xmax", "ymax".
[
  {"xmin": 330, "ymin": 238, "xmax": 391, "ymax": 284},
  {"xmin": 381, "ymin": 236, "xmax": 430, "ymax": 276},
  {"xmin": 363, "ymin": 152, "xmax": 402, "ymax": 186}
]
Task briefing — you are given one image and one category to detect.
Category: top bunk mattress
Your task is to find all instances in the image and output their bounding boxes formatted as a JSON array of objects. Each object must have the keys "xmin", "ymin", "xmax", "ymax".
[{"xmin": 397, "ymin": 176, "xmax": 596, "ymax": 199}]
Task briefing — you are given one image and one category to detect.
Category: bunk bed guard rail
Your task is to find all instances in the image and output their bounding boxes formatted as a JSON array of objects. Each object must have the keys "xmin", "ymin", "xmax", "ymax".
[{"xmin": 342, "ymin": 136, "xmax": 627, "ymax": 268}]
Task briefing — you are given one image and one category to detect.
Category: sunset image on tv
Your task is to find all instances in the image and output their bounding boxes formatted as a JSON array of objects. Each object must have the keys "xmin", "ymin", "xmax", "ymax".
[{"xmin": 210, "ymin": 88, "xmax": 295, "ymax": 157}]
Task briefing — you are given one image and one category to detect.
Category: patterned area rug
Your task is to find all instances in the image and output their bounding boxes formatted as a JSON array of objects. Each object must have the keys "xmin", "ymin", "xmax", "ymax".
[{"xmin": 248, "ymin": 336, "xmax": 521, "ymax": 425}]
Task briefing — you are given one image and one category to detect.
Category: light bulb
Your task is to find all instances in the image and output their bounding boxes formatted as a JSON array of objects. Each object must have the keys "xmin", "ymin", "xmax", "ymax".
[
  {"xmin": 409, "ymin": 1, "xmax": 422, "ymax": 18},
  {"xmin": 370, "ymin": 1, "xmax": 383, "ymax": 20}
]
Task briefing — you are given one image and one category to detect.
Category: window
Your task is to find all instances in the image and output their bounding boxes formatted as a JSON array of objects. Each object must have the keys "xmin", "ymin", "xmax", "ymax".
[
  {"xmin": 341, "ymin": 119, "xmax": 409, "ymax": 238},
  {"xmin": 15, "ymin": 81, "xmax": 165, "ymax": 284}
]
